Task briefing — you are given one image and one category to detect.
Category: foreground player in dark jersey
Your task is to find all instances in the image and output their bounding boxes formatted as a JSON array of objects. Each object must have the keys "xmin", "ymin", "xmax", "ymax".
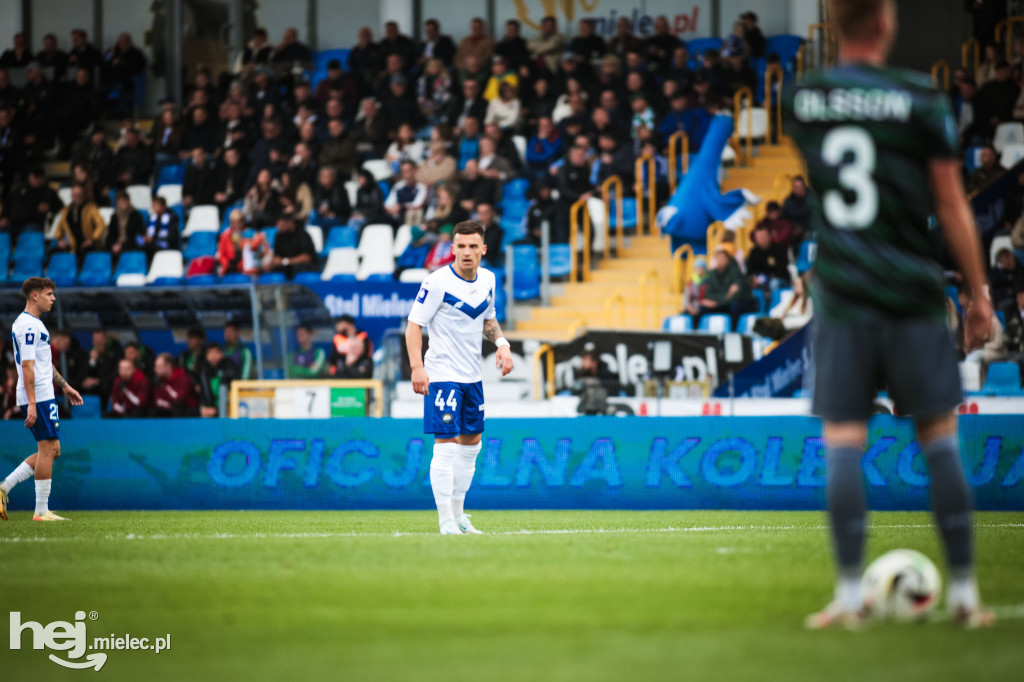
[{"xmin": 786, "ymin": 0, "xmax": 995, "ymax": 628}]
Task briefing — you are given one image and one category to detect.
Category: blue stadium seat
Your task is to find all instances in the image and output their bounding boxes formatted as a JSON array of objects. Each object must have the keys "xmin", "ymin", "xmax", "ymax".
[
  {"xmin": 378, "ymin": 180, "xmax": 390, "ymax": 198},
  {"xmin": 156, "ymin": 162, "xmax": 186, "ymax": 187},
  {"xmin": 151, "ymin": 277, "xmax": 183, "ymax": 287},
  {"xmin": 764, "ymin": 35, "xmax": 805, "ymax": 70},
  {"xmin": 221, "ymin": 273, "xmax": 252, "ymax": 285},
  {"xmin": 184, "ymin": 231, "xmax": 218, "ymax": 261},
  {"xmin": 314, "ymin": 48, "xmax": 350, "ymax": 71},
  {"xmin": 770, "ymin": 287, "xmax": 794, "ymax": 310},
  {"xmin": 698, "ymin": 314, "xmax": 732, "ymax": 333},
  {"xmin": 500, "ymin": 197, "xmax": 529, "ymax": 222},
  {"xmin": 0, "ymin": 232, "xmax": 10, "ymax": 257},
  {"xmin": 503, "ymin": 178, "xmax": 530, "ymax": 201},
  {"xmin": 500, "ymin": 214, "xmax": 527, "ymax": 243},
  {"xmin": 737, "ymin": 313, "xmax": 758, "ymax": 334},
  {"xmin": 78, "ymin": 252, "xmax": 112, "ymax": 287},
  {"xmin": 294, "ymin": 271, "xmax": 322, "ymax": 285},
  {"xmin": 12, "ymin": 253, "xmax": 43, "ymax": 280},
  {"xmin": 512, "ymin": 245, "xmax": 540, "ymax": 300},
  {"xmin": 45, "ymin": 252, "xmax": 78, "ymax": 287},
  {"xmin": 548, "ymin": 244, "xmax": 572, "ymax": 278},
  {"xmin": 263, "ymin": 227, "xmax": 278, "ymax": 249},
  {"xmin": 186, "ymin": 275, "xmax": 218, "ymax": 286},
  {"xmin": 981, "ymin": 362, "xmax": 1024, "ymax": 396},
  {"xmin": 329, "ymin": 273, "xmax": 357, "ymax": 282},
  {"xmin": 114, "ymin": 251, "xmax": 147, "ymax": 280},
  {"xmin": 221, "ymin": 201, "xmax": 244, "ymax": 230},
  {"xmin": 685, "ymin": 37, "xmax": 723, "ymax": 57},
  {"xmin": 608, "ymin": 198, "xmax": 638, "ymax": 228},
  {"xmin": 324, "ymin": 226, "xmax": 358, "ymax": 252},
  {"xmin": 258, "ymin": 272, "xmax": 286, "ymax": 285},
  {"xmin": 365, "ymin": 273, "xmax": 393, "ymax": 282},
  {"xmin": 14, "ymin": 231, "xmax": 45, "ymax": 259},
  {"xmin": 796, "ymin": 241, "xmax": 816, "ymax": 273},
  {"xmin": 75, "ymin": 394, "xmax": 102, "ymax": 419},
  {"xmin": 753, "ymin": 288, "xmax": 767, "ymax": 313},
  {"xmin": 663, "ymin": 315, "xmax": 693, "ymax": 332}
]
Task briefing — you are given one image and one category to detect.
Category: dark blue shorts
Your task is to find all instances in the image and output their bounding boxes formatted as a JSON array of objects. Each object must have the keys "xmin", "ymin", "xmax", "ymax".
[
  {"xmin": 19, "ymin": 399, "xmax": 60, "ymax": 442},
  {"xmin": 424, "ymin": 381, "xmax": 485, "ymax": 436}
]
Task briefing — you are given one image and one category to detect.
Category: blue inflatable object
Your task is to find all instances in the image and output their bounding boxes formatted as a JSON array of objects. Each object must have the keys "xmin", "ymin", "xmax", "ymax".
[{"xmin": 657, "ymin": 115, "xmax": 748, "ymax": 251}]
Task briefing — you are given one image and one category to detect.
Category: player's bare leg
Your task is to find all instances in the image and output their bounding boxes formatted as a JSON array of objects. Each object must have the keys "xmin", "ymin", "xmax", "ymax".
[
  {"xmin": 0, "ymin": 452, "xmax": 38, "ymax": 520},
  {"xmin": 915, "ymin": 412, "xmax": 994, "ymax": 628},
  {"xmin": 32, "ymin": 439, "xmax": 67, "ymax": 521},
  {"xmin": 452, "ymin": 433, "xmax": 483, "ymax": 534},
  {"xmin": 806, "ymin": 421, "xmax": 870, "ymax": 630}
]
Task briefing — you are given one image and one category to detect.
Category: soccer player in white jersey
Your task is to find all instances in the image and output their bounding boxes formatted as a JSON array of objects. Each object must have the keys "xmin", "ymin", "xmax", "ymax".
[
  {"xmin": 406, "ymin": 221, "xmax": 514, "ymax": 534},
  {"xmin": 0, "ymin": 278, "xmax": 84, "ymax": 521}
]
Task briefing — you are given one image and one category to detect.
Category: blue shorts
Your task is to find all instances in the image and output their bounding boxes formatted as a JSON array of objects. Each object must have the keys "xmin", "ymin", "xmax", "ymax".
[
  {"xmin": 424, "ymin": 381, "xmax": 485, "ymax": 436},
  {"xmin": 19, "ymin": 399, "xmax": 60, "ymax": 442}
]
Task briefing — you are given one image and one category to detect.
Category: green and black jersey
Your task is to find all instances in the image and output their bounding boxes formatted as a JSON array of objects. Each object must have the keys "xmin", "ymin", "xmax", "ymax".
[{"xmin": 783, "ymin": 63, "xmax": 960, "ymax": 322}]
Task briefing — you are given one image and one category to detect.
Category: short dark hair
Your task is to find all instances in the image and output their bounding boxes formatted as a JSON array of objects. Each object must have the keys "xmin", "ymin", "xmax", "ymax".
[
  {"xmin": 225, "ymin": 320, "xmax": 240, "ymax": 331},
  {"xmin": 542, "ymin": 15, "xmax": 556, "ymax": 24},
  {"xmin": 124, "ymin": 340, "xmax": 141, "ymax": 351},
  {"xmin": 253, "ymin": 27, "xmax": 268, "ymax": 39},
  {"xmin": 506, "ymin": 19, "xmax": 520, "ymax": 28},
  {"xmin": 828, "ymin": 0, "xmax": 887, "ymax": 41},
  {"xmin": 453, "ymin": 220, "xmax": 485, "ymax": 238},
  {"xmin": 152, "ymin": 195, "xmax": 167, "ymax": 208},
  {"xmin": 22, "ymin": 277, "xmax": 55, "ymax": 299},
  {"xmin": 337, "ymin": 314, "xmax": 356, "ymax": 326},
  {"xmin": 425, "ymin": 18, "xmax": 439, "ymax": 29},
  {"xmin": 766, "ymin": 200, "xmax": 781, "ymax": 212},
  {"xmin": 157, "ymin": 352, "xmax": 175, "ymax": 366},
  {"xmin": 297, "ymin": 323, "xmax": 313, "ymax": 333},
  {"xmin": 187, "ymin": 326, "xmax": 207, "ymax": 340}
]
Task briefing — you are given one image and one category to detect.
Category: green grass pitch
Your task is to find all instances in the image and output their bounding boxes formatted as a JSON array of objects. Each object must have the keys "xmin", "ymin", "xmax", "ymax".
[{"xmin": 2, "ymin": 510, "xmax": 1022, "ymax": 681}]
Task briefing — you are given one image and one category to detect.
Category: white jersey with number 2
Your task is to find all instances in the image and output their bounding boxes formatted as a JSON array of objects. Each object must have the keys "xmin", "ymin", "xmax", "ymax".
[
  {"xmin": 407, "ymin": 264, "xmax": 497, "ymax": 384},
  {"xmin": 11, "ymin": 311, "xmax": 55, "ymax": 405}
]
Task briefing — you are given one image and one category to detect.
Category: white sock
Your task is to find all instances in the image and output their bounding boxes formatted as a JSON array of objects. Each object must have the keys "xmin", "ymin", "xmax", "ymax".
[
  {"xmin": 835, "ymin": 575, "xmax": 863, "ymax": 612},
  {"xmin": 1, "ymin": 462, "xmax": 34, "ymax": 494},
  {"xmin": 948, "ymin": 575, "xmax": 980, "ymax": 612},
  {"xmin": 452, "ymin": 442, "xmax": 482, "ymax": 518},
  {"xmin": 34, "ymin": 478, "xmax": 51, "ymax": 516},
  {"xmin": 429, "ymin": 443, "xmax": 458, "ymax": 524}
]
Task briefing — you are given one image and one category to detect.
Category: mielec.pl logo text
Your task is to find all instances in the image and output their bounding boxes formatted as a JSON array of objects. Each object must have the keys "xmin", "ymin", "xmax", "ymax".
[{"xmin": 10, "ymin": 611, "xmax": 171, "ymax": 671}]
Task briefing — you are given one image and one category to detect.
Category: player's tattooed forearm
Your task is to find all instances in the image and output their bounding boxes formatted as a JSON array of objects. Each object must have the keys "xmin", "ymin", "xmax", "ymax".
[
  {"xmin": 53, "ymin": 370, "xmax": 68, "ymax": 389},
  {"xmin": 483, "ymin": 319, "xmax": 502, "ymax": 342}
]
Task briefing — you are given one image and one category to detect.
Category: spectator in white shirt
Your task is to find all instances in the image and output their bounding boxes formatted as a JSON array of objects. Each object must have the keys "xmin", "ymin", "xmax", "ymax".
[{"xmin": 384, "ymin": 160, "xmax": 429, "ymax": 225}]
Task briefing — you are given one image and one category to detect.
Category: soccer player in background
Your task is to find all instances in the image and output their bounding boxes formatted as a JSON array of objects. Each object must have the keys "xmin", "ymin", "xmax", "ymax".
[
  {"xmin": 406, "ymin": 221, "xmax": 513, "ymax": 535},
  {"xmin": 786, "ymin": 0, "xmax": 995, "ymax": 628},
  {"xmin": 0, "ymin": 278, "xmax": 84, "ymax": 521}
]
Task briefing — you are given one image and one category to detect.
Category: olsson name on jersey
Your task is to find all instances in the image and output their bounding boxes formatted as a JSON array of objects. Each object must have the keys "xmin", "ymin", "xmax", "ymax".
[{"xmin": 793, "ymin": 88, "xmax": 913, "ymax": 123}]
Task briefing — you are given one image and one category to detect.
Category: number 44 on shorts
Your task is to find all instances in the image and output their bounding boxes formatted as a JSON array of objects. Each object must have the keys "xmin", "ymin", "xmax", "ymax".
[{"xmin": 434, "ymin": 389, "xmax": 458, "ymax": 411}]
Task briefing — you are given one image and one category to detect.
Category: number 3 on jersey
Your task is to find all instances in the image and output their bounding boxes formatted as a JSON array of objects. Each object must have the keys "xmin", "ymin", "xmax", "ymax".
[
  {"xmin": 434, "ymin": 389, "xmax": 457, "ymax": 411},
  {"xmin": 822, "ymin": 126, "xmax": 878, "ymax": 229}
]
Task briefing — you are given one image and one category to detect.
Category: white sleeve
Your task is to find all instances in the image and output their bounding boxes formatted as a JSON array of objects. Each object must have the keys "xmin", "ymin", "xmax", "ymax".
[
  {"xmin": 384, "ymin": 185, "xmax": 399, "ymax": 209},
  {"xmin": 485, "ymin": 273, "xmax": 498, "ymax": 320},
  {"xmin": 411, "ymin": 183, "xmax": 428, "ymax": 209},
  {"xmin": 12, "ymin": 321, "xmax": 36, "ymax": 364},
  {"xmin": 408, "ymin": 279, "xmax": 444, "ymax": 327}
]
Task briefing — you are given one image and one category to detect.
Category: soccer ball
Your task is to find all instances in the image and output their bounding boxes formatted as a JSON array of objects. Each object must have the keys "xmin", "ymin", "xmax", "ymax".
[{"xmin": 862, "ymin": 549, "xmax": 942, "ymax": 622}]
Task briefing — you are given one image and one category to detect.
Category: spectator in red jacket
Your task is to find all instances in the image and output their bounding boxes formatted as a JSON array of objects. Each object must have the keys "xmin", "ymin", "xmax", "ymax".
[
  {"xmin": 107, "ymin": 358, "xmax": 151, "ymax": 418},
  {"xmin": 755, "ymin": 201, "xmax": 797, "ymax": 248},
  {"xmin": 151, "ymin": 353, "xmax": 199, "ymax": 417}
]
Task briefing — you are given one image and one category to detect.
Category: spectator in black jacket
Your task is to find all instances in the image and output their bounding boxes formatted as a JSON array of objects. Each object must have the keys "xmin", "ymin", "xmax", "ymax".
[
  {"xmin": 239, "ymin": 28, "xmax": 274, "ymax": 78},
  {"xmin": 740, "ymin": 12, "xmax": 766, "ymax": 59},
  {"xmin": 377, "ymin": 22, "xmax": 417, "ymax": 73},
  {"xmin": 380, "ymin": 75, "xmax": 423, "ymax": 131},
  {"xmin": 334, "ymin": 334, "xmax": 373, "ymax": 379},
  {"xmin": 555, "ymin": 144, "xmax": 593, "ymax": 243},
  {"xmin": 495, "ymin": 19, "xmax": 530, "ymax": 72},
  {"xmin": 105, "ymin": 190, "xmax": 145, "ymax": 261},
  {"xmin": 645, "ymin": 16, "xmax": 682, "ymax": 73},
  {"xmin": 524, "ymin": 179, "xmax": 557, "ymax": 245},
  {"xmin": 349, "ymin": 27, "xmax": 379, "ymax": 97},
  {"xmin": 58, "ymin": 68, "xmax": 101, "ymax": 152},
  {"xmin": 199, "ymin": 343, "xmax": 240, "ymax": 417},
  {"xmin": 596, "ymin": 130, "xmax": 634, "ymax": 187},
  {"xmin": 746, "ymin": 226, "xmax": 791, "ymax": 295},
  {"xmin": 73, "ymin": 130, "xmax": 115, "ymax": 196},
  {"xmin": 273, "ymin": 28, "xmax": 313, "ymax": 65},
  {"xmin": 178, "ymin": 327, "xmax": 207, "ymax": 381},
  {"xmin": 419, "ymin": 19, "xmax": 456, "ymax": 68},
  {"xmin": 0, "ymin": 32, "xmax": 33, "ymax": 68},
  {"xmin": 312, "ymin": 166, "xmax": 352, "ymax": 228},
  {"xmin": 36, "ymin": 34, "xmax": 68, "ymax": 82},
  {"xmin": 449, "ymin": 79, "xmax": 488, "ymax": 131},
  {"xmin": 0, "ymin": 167, "xmax": 61, "ymax": 235},
  {"xmin": 181, "ymin": 106, "xmax": 219, "ymax": 156},
  {"xmin": 113, "ymin": 127, "xmax": 153, "ymax": 185},
  {"xmin": 781, "ymin": 175, "xmax": 811, "ymax": 238},
  {"xmin": 67, "ymin": 29, "xmax": 103, "ymax": 74},
  {"xmin": 570, "ymin": 19, "xmax": 607, "ymax": 64},
  {"xmin": 457, "ymin": 159, "xmax": 498, "ymax": 211},
  {"xmin": 51, "ymin": 329, "xmax": 89, "ymax": 391},
  {"xmin": 21, "ymin": 63, "xmax": 58, "ymax": 141},
  {"xmin": 212, "ymin": 146, "xmax": 249, "ymax": 212},
  {"xmin": 350, "ymin": 168, "xmax": 387, "ymax": 228},
  {"xmin": 266, "ymin": 213, "xmax": 318, "ymax": 277},
  {"xmin": 475, "ymin": 202, "xmax": 504, "ymax": 268},
  {"xmin": 182, "ymin": 147, "xmax": 217, "ymax": 208},
  {"xmin": 81, "ymin": 328, "xmax": 123, "ymax": 405},
  {"xmin": 101, "ymin": 33, "xmax": 145, "ymax": 98}
]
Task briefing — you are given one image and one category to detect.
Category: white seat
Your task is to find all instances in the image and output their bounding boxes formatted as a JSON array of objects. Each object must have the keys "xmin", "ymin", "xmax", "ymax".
[
  {"xmin": 665, "ymin": 315, "xmax": 692, "ymax": 332},
  {"xmin": 305, "ymin": 225, "xmax": 324, "ymax": 254},
  {"xmin": 146, "ymin": 249, "xmax": 184, "ymax": 283},
  {"xmin": 98, "ymin": 207, "xmax": 114, "ymax": 224},
  {"xmin": 183, "ymin": 205, "xmax": 220, "ymax": 237},
  {"xmin": 157, "ymin": 184, "xmax": 183, "ymax": 206},
  {"xmin": 362, "ymin": 159, "xmax": 393, "ymax": 181},
  {"xmin": 993, "ymin": 122, "xmax": 1024, "ymax": 152},
  {"xmin": 585, "ymin": 195, "xmax": 606, "ymax": 253},
  {"xmin": 358, "ymin": 223, "xmax": 395, "ymax": 257},
  {"xmin": 356, "ymin": 257, "xmax": 396, "ymax": 280},
  {"xmin": 345, "ymin": 180, "xmax": 358, "ymax": 207},
  {"xmin": 321, "ymin": 247, "xmax": 359, "ymax": 280},
  {"xmin": 1000, "ymin": 143, "xmax": 1024, "ymax": 168},
  {"xmin": 735, "ymin": 107, "xmax": 768, "ymax": 139},
  {"xmin": 512, "ymin": 135, "xmax": 527, "ymax": 164},
  {"xmin": 57, "ymin": 186, "xmax": 72, "ymax": 205},
  {"xmin": 45, "ymin": 211, "xmax": 62, "ymax": 240},
  {"xmin": 116, "ymin": 273, "xmax": 147, "ymax": 287},
  {"xmin": 990, "ymin": 234, "xmax": 1014, "ymax": 266},
  {"xmin": 127, "ymin": 184, "xmax": 152, "ymax": 210},
  {"xmin": 398, "ymin": 268, "xmax": 429, "ymax": 283},
  {"xmin": 392, "ymin": 224, "xmax": 413, "ymax": 257},
  {"xmin": 703, "ymin": 315, "xmax": 730, "ymax": 333}
]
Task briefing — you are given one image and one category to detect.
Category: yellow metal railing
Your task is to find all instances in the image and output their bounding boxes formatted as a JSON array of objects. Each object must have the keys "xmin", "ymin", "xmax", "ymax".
[
  {"xmin": 671, "ymin": 244, "xmax": 694, "ymax": 303},
  {"xmin": 532, "ymin": 344, "xmax": 555, "ymax": 400},
  {"xmin": 706, "ymin": 221, "xmax": 726, "ymax": 256},
  {"xmin": 601, "ymin": 175, "xmax": 624, "ymax": 256},
  {"xmin": 567, "ymin": 318, "xmax": 587, "ymax": 338},
  {"xmin": 765, "ymin": 65, "xmax": 785, "ymax": 145},
  {"xmin": 733, "ymin": 85, "xmax": 754, "ymax": 163},
  {"xmin": 808, "ymin": 22, "xmax": 836, "ymax": 69},
  {"xmin": 667, "ymin": 130, "xmax": 689, "ymax": 194},
  {"xmin": 962, "ymin": 37, "xmax": 980, "ymax": 76},
  {"xmin": 796, "ymin": 44, "xmax": 807, "ymax": 82},
  {"xmin": 931, "ymin": 60, "xmax": 950, "ymax": 91},
  {"xmin": 995, "ymin": 16, "xmax": 1024, "ymax": 63},
  {"xmin": 603, "ymin": 293, "xmax": 626, "ymax": 327},
  {"xmin": 569, "ymin": 197, "xmax": 592, "ymax": 282},
  {"xmin": 638, "ymin": 269, "xmax": 661, "ymax": 328},
  {"xmin": 635, "ymin": 155, "xmax": 657, "ymax": 235}
]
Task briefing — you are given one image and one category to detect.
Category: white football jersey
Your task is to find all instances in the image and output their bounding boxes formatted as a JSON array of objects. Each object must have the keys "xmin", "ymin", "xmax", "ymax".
[
  {"xmin": 408, "ymin": 264, "xmax": 497, "ymax": 383},
  {"xmin": 11, "ymin": 311, "xmax": 55, "ymax": 405}
]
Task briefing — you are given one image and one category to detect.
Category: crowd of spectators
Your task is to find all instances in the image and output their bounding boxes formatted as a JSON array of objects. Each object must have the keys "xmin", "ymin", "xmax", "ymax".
[{"xmin": 0, "ymin": 314, "xmax": 374, "ymax": 419}]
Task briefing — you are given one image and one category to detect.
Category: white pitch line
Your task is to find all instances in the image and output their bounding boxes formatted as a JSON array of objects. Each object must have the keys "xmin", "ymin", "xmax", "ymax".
[{"xmin": 0, "ymin": 522, "xmax": 1022, "ymax": 543}]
